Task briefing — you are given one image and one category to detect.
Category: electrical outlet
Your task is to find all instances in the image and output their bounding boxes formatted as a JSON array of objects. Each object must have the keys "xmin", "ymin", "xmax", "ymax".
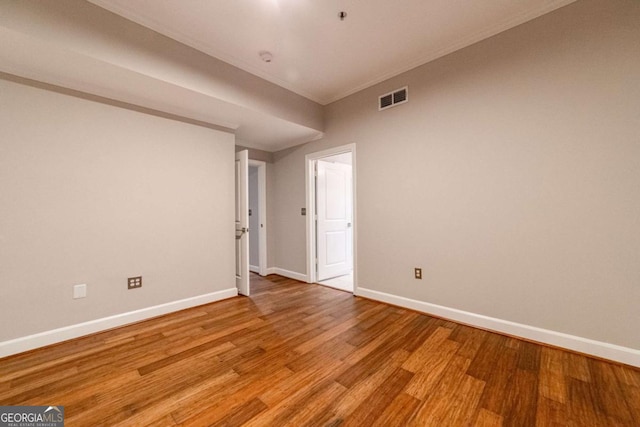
[
  {"xmin": 414, "ymin": 268, "xmax": 422, "ymax": 280},
  {"xmin": 128, "ymin": 276, "xmax": 142, "ymax": 289}
]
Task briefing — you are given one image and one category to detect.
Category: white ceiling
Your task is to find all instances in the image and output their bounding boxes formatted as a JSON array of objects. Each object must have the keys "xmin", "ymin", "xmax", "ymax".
[
  {"xmin": 89, "ymin": 0, "xmax": 575, "ymax": 105},
  {"xmin": 0, "ymin": 26, "xmax": 322, "ymax": 152}
]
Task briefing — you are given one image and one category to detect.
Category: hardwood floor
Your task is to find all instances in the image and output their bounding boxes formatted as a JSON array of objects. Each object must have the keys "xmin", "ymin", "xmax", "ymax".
[{"xmin": 1, "ymin": 274, "xmax": 639, "ymax": 426}]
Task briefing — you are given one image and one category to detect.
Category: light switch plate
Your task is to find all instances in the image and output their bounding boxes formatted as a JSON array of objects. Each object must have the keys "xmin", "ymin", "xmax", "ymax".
[{"xmin": 73, "ymin": 284, "xmax": 87, "ymax": 299}]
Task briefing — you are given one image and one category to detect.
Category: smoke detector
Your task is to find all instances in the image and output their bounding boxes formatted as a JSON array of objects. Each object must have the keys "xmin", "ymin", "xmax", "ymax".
[{"xmin": 259, "ymin": 51, "xmax": 273, "ymax": 63}]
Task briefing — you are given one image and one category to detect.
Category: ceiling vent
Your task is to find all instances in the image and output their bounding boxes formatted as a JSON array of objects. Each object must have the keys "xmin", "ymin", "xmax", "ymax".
[{"xmin": 378, "ymin": 87, "xmax": 408, "ymax": 111}]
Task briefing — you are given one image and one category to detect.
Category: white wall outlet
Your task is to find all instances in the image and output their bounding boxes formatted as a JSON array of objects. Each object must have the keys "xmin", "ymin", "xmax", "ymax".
[{"xmin": 73, "ymin": 283, "xmax": 87, "ymax": 299}]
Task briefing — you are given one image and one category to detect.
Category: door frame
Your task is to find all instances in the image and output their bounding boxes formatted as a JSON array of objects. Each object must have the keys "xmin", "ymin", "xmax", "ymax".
[
  {"xmin": 305, "ymin": 143, "xmax": 357, "ymax": 291},
  {"xmin": 248, "ymin": 159, "xmax": 268, "ymax": 276},
  {"xmin": 235, "ymin": 150, "xmax": 249, "ymax": 296}
]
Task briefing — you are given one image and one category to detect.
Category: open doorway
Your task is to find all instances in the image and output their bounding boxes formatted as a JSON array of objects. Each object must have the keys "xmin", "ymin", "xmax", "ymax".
[
  {"xmin": 248, "ymin": 160, "xmax": 267, "ymax": 277},
  {"xmin": 235, "ymin": 154, "xmax": 267, "ymax": 297},
  {"xmin": 235, "ymin": 150, "xmax": 249, "ymax": 295},
  {"xmin": 305, "ymin": 144, "xmax": 356, "ymax": 293}
]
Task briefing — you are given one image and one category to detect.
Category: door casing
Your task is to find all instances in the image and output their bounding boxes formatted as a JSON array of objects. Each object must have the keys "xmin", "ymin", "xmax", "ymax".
[
  {"xmin": 305, "ymin": 143, "xmax": 357, "ymax": 291},
  {"xmin": 235, "ymin": 150, "xmax": 249, "ymax": 296},
  {"xmin": 248, "ymin": 159, "xmax": 268, "ymax": 277}
]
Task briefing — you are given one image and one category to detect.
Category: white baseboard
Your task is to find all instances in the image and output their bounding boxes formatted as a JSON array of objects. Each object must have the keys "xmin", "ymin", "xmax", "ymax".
[
  {"xmin": 356, "ymin": 287, "xmax": 640, "ymax": 368},
  {"xmin": 249, "ymin": 265, "xmax": 260, "ymax": 274},
  {"xmin": 266, "ymin": 267, "xmax": 308, "ymax": 282},
  {"xmin": 0, "ymin": 288, "xmax": 238, "ymax": 358}
]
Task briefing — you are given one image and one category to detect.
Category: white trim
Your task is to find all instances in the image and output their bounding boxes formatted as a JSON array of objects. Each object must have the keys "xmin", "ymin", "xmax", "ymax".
[
  {"xmin": 235, "ymin": 150, "xmax": 250, "ymax": 296},
  {"xmin": 249, "ymin": 265, "xmax": 260, "ymax": 273},
  {"xmin": 248, "ymin": 160, "xmax": 268, "ymax": 277},
  {"xmin": 0, "ymin": 288, "xmax": 238, "ymax": 358},
  {"xmin": 267, "ymin": 267, "xmax": 307, "ymax": 282},
  {"xmin": 355, "ymin": 287, "xmax": 640, "ymax": 368},
  {"xmin": 305, "ymin": 144, "xmax": 357, "ymax": 294}
]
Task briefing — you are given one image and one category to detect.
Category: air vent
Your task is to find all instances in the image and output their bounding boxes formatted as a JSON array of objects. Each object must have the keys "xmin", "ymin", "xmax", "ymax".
[
  {"xmin": 378, "ymin": 87, "xmax": 408, "ymax": 111},
  {"xmin": 379, "ymin": 94, "xmax": 393, "ymax": 109}
]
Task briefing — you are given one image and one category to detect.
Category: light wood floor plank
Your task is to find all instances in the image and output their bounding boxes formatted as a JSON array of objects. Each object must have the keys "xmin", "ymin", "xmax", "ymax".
[{"xmin": 1, "ymin": 273, "xmax": 638, "ymax": 426}]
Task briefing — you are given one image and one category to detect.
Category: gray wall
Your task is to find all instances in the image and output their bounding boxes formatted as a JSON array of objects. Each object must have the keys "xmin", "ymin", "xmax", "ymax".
[
  {"xmin": 235, "ymin": 145, "xmax": 274, "ymax": 164},
  {"xmin": 0, "ymin": 77, "xmax": 235, "ymax": 341},
  {"xmin": 271, "ymin": 146, "xmax": 308, "ymax": 273},
  {"xmin": 269, "ymin": 0, "xmax": 640, "ymax": 349},
  {"xmin": 266, "ymin": 164, "xmax": 276, "ymax": 269}
]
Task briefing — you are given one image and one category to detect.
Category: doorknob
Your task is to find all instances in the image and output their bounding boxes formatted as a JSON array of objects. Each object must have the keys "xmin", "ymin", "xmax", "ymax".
[{"xmin": 347, "ymin": 222, "xmax": 352, "ymax": 228}]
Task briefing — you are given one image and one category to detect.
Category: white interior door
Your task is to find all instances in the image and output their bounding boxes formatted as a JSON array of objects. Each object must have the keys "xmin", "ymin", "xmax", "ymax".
[
  {"xmin": 316, "ymin": 160, "xmax": 353, "ymax": 281},
  {"xmin": 235, "ymin": 150, "xmax": 249, "ymax": 296}
]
